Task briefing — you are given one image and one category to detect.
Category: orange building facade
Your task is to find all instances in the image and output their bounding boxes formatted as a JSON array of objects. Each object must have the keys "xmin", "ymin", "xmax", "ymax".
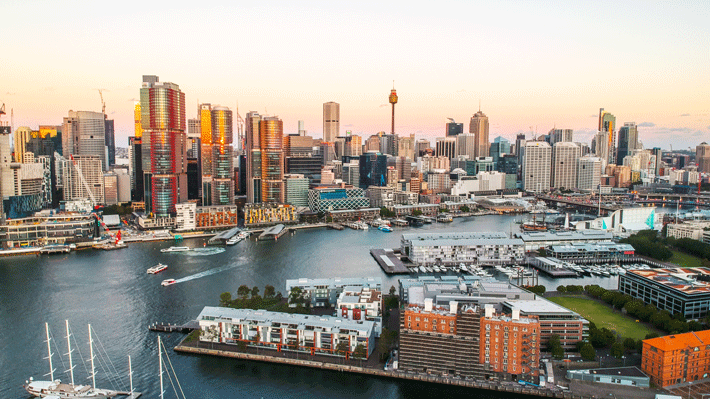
[
  {"xmin": 480, "ymin": 309, "xmax": 540, "ymax": 378},
  {"xmin": 403, "ymin": 306, "xmax": 458, "ymax": 335},
  {"xmin": 642, "ymin": 330, "xmax": 710, "ymax": 387}
]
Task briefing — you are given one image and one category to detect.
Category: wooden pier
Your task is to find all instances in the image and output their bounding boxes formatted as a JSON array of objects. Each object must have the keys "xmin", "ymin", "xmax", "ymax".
[{"xmin": 149, "ymin": 321, "xmax": 199, "ymax": 333}]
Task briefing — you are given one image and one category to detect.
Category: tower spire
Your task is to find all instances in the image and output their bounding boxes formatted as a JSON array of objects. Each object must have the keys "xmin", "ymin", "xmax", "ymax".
[{"xmin": 478, "ymin": 99, "xmax": 481, "ymax": 112}]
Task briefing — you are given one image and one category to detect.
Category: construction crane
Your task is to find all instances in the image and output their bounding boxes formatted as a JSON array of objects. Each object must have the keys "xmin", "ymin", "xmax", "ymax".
[
  {"xmin": 97, "ymin": 89, "xmax": 107, "ymax": 115},
  {"xmin": 0, "ymin": 102, "xmax": 5, "ymax": 116}
]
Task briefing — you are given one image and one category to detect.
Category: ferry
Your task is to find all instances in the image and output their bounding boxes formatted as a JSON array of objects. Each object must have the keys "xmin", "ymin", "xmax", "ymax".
[
  {"xmin": 147, "ymin": 263, "xmax": 168, "ymax": 274},
  {"xmin": 378, "ymin": 225, "xmax": 393, "ymax": 232},
  {"xmin": 161, "ymin": 246, "xmax": 190, "ymax": 253},
  {"xmin": 437, "ymin": 214, "xmax": 453, "ymax": 223},
  {"xmin": 161, "ymin": 279, "xmax": 177, "ymax": 286}
]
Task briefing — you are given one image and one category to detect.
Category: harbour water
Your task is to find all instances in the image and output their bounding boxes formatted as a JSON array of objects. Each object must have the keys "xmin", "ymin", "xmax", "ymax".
[{"xmin": 0, "ymin": 214, "xmax": 622, "ymax": 398}]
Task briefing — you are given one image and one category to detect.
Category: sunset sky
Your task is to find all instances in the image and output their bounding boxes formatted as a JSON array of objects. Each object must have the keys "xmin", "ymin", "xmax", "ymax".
[{"xmin": 2, "ymin": 1, "xmax": 708, "ymax": 150}]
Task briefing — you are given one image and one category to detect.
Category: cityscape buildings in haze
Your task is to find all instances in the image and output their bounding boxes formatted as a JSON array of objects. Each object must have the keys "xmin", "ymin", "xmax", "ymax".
[{"xmin": 469, "ymin": 108, "xmax": 489, "ymax": 158}]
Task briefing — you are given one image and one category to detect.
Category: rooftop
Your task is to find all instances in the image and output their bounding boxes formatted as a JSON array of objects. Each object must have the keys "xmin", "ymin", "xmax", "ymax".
[
  {"xmin": 401, "ymin": 231, "xmax": 508, "ymax": 241},
  {"xmin": 407, "ymin": 237, "xmax": 524, "ymax": 247},
  {"xmin": 571, "ymin": 366, "xmax": 648, "ymax": 378},
  {"xmin": 628, "ymin": 268, "xmax": 710, "ymax": 295},
  {"xmin": 286, "ymin": 277, "xmax": 382, "ymax": 290},
  {"xmin": 198, "ymin": 306, "xmax": 375, "ymax": 334},
  {"xmin": 515, "ymin": 230, "xmax": 613, "ymax": 242},
  {"xmin": 504, "ymin": 298, "xmax": 582, "ymax": 317},
  {"xmin": 644, "ymin": 330, "xmax": 710, "ymax": 352}
]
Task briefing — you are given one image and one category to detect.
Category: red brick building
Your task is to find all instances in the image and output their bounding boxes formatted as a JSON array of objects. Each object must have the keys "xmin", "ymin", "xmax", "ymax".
[{"xmin": 642, "ymin": 330, "xmax": 710, "ymax": 387}]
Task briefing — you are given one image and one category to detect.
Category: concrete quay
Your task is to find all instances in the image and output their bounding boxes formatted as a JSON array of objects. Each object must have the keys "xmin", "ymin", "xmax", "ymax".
[{"xmin": 174, "ymin": 342, "xmax": 589, "ymax": 398}]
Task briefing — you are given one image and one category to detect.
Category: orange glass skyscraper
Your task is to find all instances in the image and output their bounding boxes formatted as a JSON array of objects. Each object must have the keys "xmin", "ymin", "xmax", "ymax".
[
  {"xmin": 140, "ymin": 75, "xmax": 188, "ymax": 216},
  {"xmin": 260, "ymin": 116, "xmax": 284, "ymax": 203}
]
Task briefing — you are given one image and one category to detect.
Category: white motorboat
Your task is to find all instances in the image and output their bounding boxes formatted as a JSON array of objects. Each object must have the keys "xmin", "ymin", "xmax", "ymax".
[
  {"xmin": 161, "ymin": 246, "xmax": 191, "ymax": 253},
  {"xmin": 161, "ymin": 279, "xmax": 177, "ymax": 286},
  {"xmin": 226, "ymin": 236, "xmax": 240, "ymax": 246}
]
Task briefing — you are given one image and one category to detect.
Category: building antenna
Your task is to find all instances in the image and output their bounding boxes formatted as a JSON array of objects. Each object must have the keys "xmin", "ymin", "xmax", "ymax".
[
  {"xmin": 478, "ymin": 99, "xmax": 481, "ymax": 112},
  {"xmin": 392, "ymin": 80, "xmax": 395, "ymax": 89}
]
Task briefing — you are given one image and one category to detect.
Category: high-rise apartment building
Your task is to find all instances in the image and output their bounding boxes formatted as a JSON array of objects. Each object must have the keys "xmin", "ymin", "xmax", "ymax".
[
  {"xmin": 344, "ymin": 134, "xmax": 362, "ymax": 157},
  {"xmin": 436, "ymin": 137, "xmax": 457, "ymax": 159},
  {"xmin": 522, "ymin": 141, "xmax": 551, "ymax": 193},
  {"xmin": 139, "ymin": 75, "xmax": 188, "ymax": 216},
  {"xmin": 104, "ymin": 118, "xmax": 115, "ymax": 168},
  {"xmin": 552, "ymin": 142, "xmax": 580, "ymax": 190},
  {"xmin": 599, "ymin": 108, "xmax": 616, "ymax": 165},
  {"xmin": 616, "ymin": 122, "xmax": 638, "ymax": 163},
  {"xmin": 260, "ymin": 116, "xmax": 285, "ymax": 203},
  {"xmin": 576, "ymin": 156, "xmax": 602, "ymax": 191},
  {"xmin": 62, "ymin": 111, "xmax": 107, "ymax": 171},
  {"xmin": 323, "ymin": 102, "xmax": 339, "ymax": 143},
  {"xmin": 469, "ymin": 110, "xmax": 489, "ymax": 158}
]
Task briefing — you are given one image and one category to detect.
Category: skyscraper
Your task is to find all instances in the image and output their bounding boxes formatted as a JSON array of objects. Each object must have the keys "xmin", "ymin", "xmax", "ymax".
[
  {"xmin": 323, "ymin": 102, "xmax": 339, "ymax": 143},
  {"xmin": 522, "ymin": 141, "xmax": 551, "ymax": 193},
  {"xmin": 435, "ymin": 137, "xmax": 457, "ymax": 159},
  {"xmin": 469, "ymin": 109, "xmax": 489, "ymax": 158},
  {"xmin": 139, "ymin": 75, "xmax": 188, "ymax": 216},
  {"xmin": 455, "ymin": 133, "xmax": 475, "ymax": 159},
  {"xmin": 489, "ymin": 136, "xmax": 510, "ymax": 166},
  {"xmin": 577, "ymin": 156, "xmax": 602, "ymax": 191},
  {"xmin": 548, "ymin": 129, "xmax": 573, "ymax": 146},
  {"xmin": 551, "ymin": 142, "xmax": 581, "ymax": 190},
  {"xmin": 260, "ymin": 116, "xmax": 285, "ymax": 203},
  {"xmin": 696, "ymin": 143, "xmax": 710, "ymax": 174},
  {"xmin": 62, "ymin": 111, "xmax": 107, "ymax": 171},
  {"xmin": 359, "ymin": 152, "xmax": 388, "ymax": 189},
  {"xmin": 211, "ymin": 106, "xmax": 234, "ymax": 205},
  {"xmin": 246, "ymin": 111, "xmax": 262, "ymax": 203},
  {"xmin": 616, "ymin": 122, "xmax": 638, "ymax": 163},
  {"xmin": 598, "ymin": 108, "xmax": 616, "ymax": 165},
  {"xmin": 104, "ymin": 118, "xmax": 115, "ymax": 168},
  {"xmin": 446, "ymin": 120, "xmax": 463, "ymax": 136}
]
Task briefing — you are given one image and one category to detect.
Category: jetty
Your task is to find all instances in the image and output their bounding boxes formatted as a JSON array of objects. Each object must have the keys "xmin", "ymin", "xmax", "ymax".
[
  {"xmin": 258, "ymin": 224, "xmax": 288, "ymax": 240},
  {"xmin": 149, "ymin": 320, "xmax": 199, "ymax": 333},
  {"xmin": 207, "ymin": 227, "xmax": 241, "ymax": 245},
  {"xmin": 370, "ymin": 248, "xmax": 410, "ymax": 274}
]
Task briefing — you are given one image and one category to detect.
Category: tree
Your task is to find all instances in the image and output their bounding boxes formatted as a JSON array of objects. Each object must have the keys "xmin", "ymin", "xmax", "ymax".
[
  {"xmin": 552, "ymin": 345, "xmax": 564, "ymax": 360},
  {"xmin": 220, "ymin": 292, "xmax": 232, "ymax": 307},
  {"xmin": 556, "ymin": 285, "xmax": 567, "ymax": 293},
  {"xmin": 289, "ymin": 287, "xmax": 305, "ymax": 306},
  {"xmin": 610, "ymin": 342, "xmax": 624, "ymax": 359},
  {"xmin": 623, "ymin": 338, "xmax": 636, "ymax": 350},
  {"xmin": 264, "ymin": 285, "xmax": 276, "ymax": 299},
  {"xmin": 389, "ymin": 285, "xmax": 396, "ymax": 296},
  {"xmin": 412, "ymin": 209, "xmax": 423, "ymax": 216},
  {"xmin": 251, "ymin": 286, "xmax": 260, "ymax": 299},
  {"xmin": 460, "ymin": 205, "xmax": 470, "ymax": 213},
  {"xmin": 237, "ymin": 285, "xmax": 250, "ymax": 300},
  {"xmin": 538, "ymin": 248, "xmax": 548, "ymax": 256},
  {"xmin": 353, "ymin": 344, "xmax": 367, "ymax": 359},
  {"xmin": 335, "ymin": 341, "xmax": 349, "ymax": 356},
  {"xmin": 580, "ymin": 342, "xmax": 596, "ymax": 361}
]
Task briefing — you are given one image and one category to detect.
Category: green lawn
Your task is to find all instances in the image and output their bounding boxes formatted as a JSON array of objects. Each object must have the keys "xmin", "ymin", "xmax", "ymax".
[
  {"xmin": 669, "ymin": 250, "xmax": 704, "ymax": 268},
  {"xmin": 547, "ymin": 296, "xmax": 653, "ymax": 340}
]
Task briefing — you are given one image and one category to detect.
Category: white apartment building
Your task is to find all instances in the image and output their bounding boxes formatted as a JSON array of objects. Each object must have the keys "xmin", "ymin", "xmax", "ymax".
[
  {"xmin": 552, "ymin": 142, "xmax": 580, "ymax": 190},
  {"xmin": 400, "ymin": 231, "xmax": 525, "ymax": 265},
  {"xmin": 62, "ymin": 110, "xmax": 107, "ymax": 171},
  {"xmin": 427, "ymin": 169, "xmax": 452, "ymax": 193},
  {"xmin": 197, "ymin": 306, "xmax": 376, "ymax": 358},
  {"xmin": 577, "ymin": 156, "xmax": 602, "ymax": 191},
  {"xmin": 522, "ymin": 141, "xmax": 551, "ymax": 193},
  {"xmin": 417, "ymin": 155, "xmax": 450, "ymax": 174},
  {"xmin": 455, "ymin": 133, "xmax": 476, "ymax": 159},
  {"xmin": 175, "ymin": 202, "xmax": 197, "ymax": 231},
  {"xmin": 666, "ymin": 222, "xmax": 710, "ymax": 241},
  {"xmin": 450, "ymin": 171, "xmax": 506, "ymax": 196}
]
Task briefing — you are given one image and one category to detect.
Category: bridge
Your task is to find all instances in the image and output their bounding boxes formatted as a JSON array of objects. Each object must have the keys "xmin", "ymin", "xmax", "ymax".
[{"xmin": 534, "ymin": 194, "xmax": 620, "ymax": 214}]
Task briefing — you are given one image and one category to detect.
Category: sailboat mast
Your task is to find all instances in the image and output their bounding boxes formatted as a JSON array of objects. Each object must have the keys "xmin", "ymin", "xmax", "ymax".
[
  {"xmin": 66, "ymin": 320, "xmax": 75, "ymax": 385},
  {"xmin": 89, "ymin": 324, "xmax": 96, "ymax": 389},
  {"xmin": 45, "ymin": 322, "xmax": 54, "ymax": 382},
  {"xmin": 159, "ymin": 336, "xmax": 164, "ymax": 399},
  {"xmin": 128, "ymin": 355, "xmax": 134, "ymax": 396}
]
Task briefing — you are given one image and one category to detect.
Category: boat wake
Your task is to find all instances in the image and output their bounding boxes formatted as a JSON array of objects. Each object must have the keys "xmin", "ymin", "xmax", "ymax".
[
  {"xmin": 183, "ymin": 247, "xmax": 226, "ymax": 256},
  {"xmin": 174, "ymin": 262, "xmax": 239, "ymax": 283}
]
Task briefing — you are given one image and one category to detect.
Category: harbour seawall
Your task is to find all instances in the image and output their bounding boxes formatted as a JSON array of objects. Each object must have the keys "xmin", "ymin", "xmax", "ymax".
[{"xmin": 174, "ymin": 342, "xmax": 587, "ymax": 398}]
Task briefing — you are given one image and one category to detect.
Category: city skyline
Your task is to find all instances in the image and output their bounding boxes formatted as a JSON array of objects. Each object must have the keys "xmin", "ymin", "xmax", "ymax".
[{"xmin": 2, "ymin": 1, "xmax": 708, "ymax": 150}]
